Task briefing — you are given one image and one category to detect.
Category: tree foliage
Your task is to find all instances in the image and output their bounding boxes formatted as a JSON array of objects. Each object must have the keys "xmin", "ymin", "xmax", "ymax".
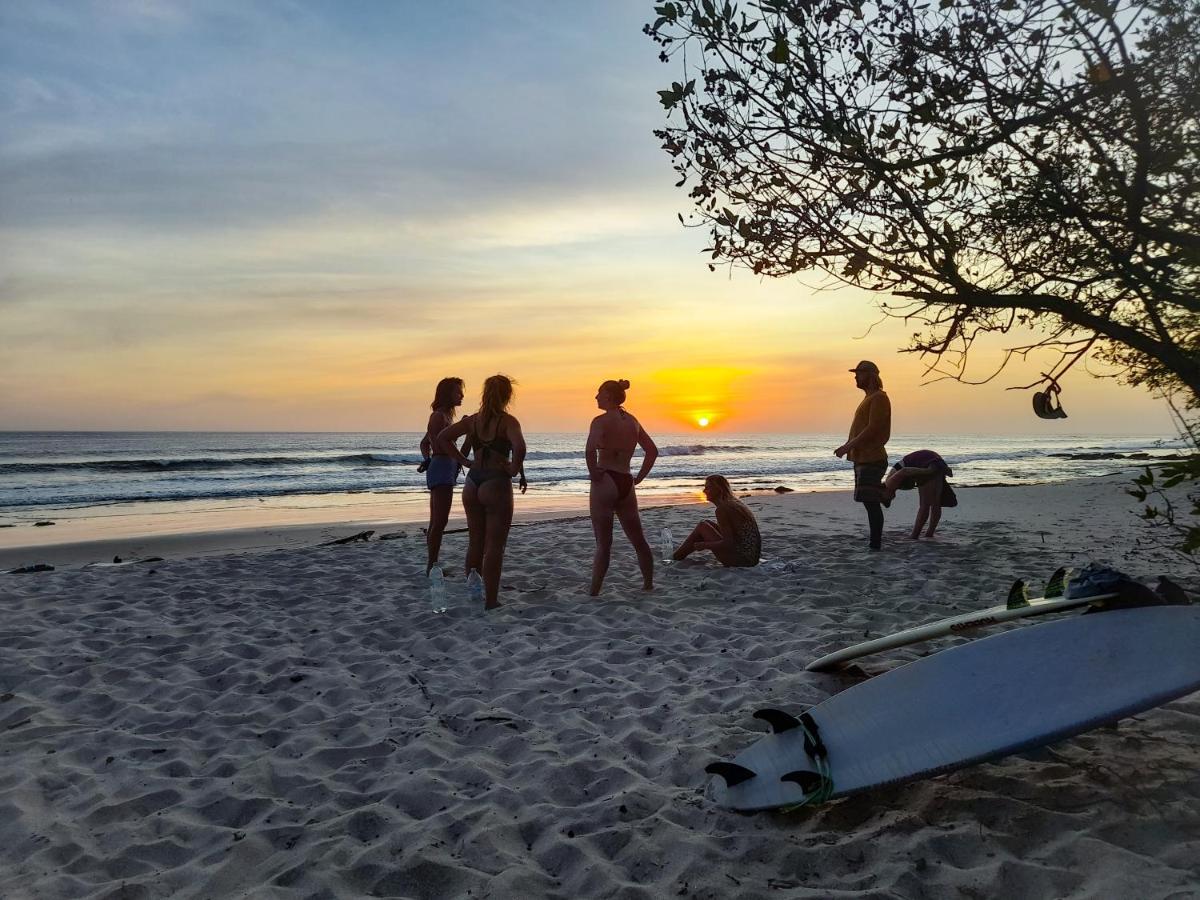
[
  {"xmin": 1129, "ymin": 403, "xmax": 1200, "ymax": 564},
  {"xmin": 646, "ymin": 0, "xmax": 1200, "ymax": 399}
]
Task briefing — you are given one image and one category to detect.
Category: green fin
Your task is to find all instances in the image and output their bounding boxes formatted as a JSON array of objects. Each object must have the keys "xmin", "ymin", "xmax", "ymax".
[
  {"xmin": 1006, "ymin": 579, "xmax": 1030, "ymax": 610},
  {"xmin": 1044, "ymin": 566, "xmax": 1073, "ymax": 599}
]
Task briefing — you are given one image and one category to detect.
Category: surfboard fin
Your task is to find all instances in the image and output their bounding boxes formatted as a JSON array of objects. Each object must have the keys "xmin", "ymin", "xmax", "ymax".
[
  {"xmin": 753, "ymin": 708, "xmax": 801, "ymax": 734},
  {"xmin": 704, "ymin": 761, "xmax": 757, "ymax": 787},
  {"xmin": 1156, "ymin": 576, "xmax": 1194, "ymax": 606},
  {"xmin": 1044, "ymin": 567, "xmax": 1072, "ymax": 599},
  {"xmin": 1005, "ymin": 579, "xmax": 1030, "ymax": 610},
  {"xmin": 780, "ymin": 770, "xmax": 826, "ymax": 794}
]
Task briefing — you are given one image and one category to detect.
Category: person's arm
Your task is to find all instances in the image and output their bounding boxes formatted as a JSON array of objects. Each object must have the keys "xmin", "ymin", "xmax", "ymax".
[
  {"xmin": 891, "ymin": 465, "xmax": 936, "ymax": 484},
  {"xmin": 585, "ymin": 417, "xmax": 604, "ymax": 480},
  {"xmin": 633, "ymin": 424, "xmax": 658, "ymax": 484},
  {"xmin": 436, "ymin": 415, "xmax": 473, "ymax": 469},
  {"xmin": 418, "ymin": 412, "xmax": 440, "ymax": 471},
  {"xmin": 506, "ymin": 416, "xmax": 527, "ymax": 478}
]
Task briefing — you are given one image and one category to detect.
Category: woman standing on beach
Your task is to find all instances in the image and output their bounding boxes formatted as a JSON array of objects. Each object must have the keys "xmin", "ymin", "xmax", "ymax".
[
  {"xmin": 419, "ymin": 377, "xmax": 465, "ymax": 576},
  {"xmin": 586, "ymin": 379, "xmax": 658, "ymax": 596},
  {"xmin": 437, "ymin": 374, "xmax": 526, "ymax": 610},
  {"xmin": 672, "ymin": 475, "xmax": 761, "ymax": 567}
]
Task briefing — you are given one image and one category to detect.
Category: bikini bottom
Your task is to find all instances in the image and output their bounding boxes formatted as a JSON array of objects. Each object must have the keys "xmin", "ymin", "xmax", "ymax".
[
  {"xmin": 605, "ymin": 470, "xmax": 634, "ymax": 501},
  {"xmin": 467, "ymin": 467, "xmax": 510, "ymax": 489}
]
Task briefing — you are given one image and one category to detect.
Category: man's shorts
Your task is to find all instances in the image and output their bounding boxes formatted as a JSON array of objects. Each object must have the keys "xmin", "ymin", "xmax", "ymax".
[{"xmin": 852, "ymin": 461, "xmax": 888, "ymax": 503}]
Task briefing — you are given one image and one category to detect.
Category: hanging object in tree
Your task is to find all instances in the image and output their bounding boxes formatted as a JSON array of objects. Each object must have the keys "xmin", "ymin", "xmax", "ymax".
[{"xmin": 1032, "ymin": 377, "xmax": 1068, "ymax": 419}]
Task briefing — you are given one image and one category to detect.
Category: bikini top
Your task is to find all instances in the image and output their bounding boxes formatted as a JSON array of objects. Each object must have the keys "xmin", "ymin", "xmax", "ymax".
[
  {"xmin": 597, "ymin": 409, "xmax": 636, "ymax": 453},
  {"xmin": 473, "ymin": 416, "xmax": 512, "ymax": 463}
]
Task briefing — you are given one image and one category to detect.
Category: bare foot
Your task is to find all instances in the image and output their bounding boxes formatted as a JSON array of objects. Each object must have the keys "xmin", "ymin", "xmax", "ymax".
[{"xmin": 485, "ymin": 601, "xmax": 502, "ymax": 610}]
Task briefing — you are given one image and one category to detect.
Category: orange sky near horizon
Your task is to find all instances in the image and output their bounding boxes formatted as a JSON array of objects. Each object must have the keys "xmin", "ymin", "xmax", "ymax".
[{"xmin": 0, "ymin": 259, "xmax": 1176, "ymax": 436}]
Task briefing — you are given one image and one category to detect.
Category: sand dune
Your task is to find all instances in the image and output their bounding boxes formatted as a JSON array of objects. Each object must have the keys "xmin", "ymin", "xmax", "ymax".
[{"xmin": 1, "ymin": 476, "xmax": 1197, "ymax": 898}]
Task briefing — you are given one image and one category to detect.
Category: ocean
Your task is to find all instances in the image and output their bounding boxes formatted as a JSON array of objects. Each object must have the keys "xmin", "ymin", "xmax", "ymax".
[{"xmin": 0, "ymin": 431, "xmax": 1183, "ymax": 522}]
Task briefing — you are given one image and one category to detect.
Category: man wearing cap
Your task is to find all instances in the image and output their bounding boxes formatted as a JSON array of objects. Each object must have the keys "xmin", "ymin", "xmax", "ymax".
[{"xmin": 834, "ymin": 361, "xmax": 891, "ymax": 550}]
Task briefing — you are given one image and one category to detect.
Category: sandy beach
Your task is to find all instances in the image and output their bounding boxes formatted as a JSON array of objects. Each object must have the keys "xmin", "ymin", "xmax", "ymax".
[{"xmin": 2, "ymin": 474, "xmax": 1198, "ymax": 898}]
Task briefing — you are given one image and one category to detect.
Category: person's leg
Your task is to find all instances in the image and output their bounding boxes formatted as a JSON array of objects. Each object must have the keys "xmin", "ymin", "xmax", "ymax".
[
  {"xmin": 919, "ymin": 476, "xmax": 943, "ymax": 537},
  {"xmin": 910, "ymin": 503, "xmax": 929, "ymax": 540},
  {"xmin": 479, "ymin": 479, "xmax": 514, "ymax": 609},
  {"xmin": 462, "ymin": 479, "xmax": 485, "ymax": 578},
  {"xmin": 673, "ymin": 520, "xmax": 722, "ymax": 560},
  {"xmin": 426, "ymin": 485, "xmax": 453, "ymax": 575},
  {"xmin": 589, "ymin": 474, "xmax": 618, "ymax": 596},
  {"xmin": 855, "ymin": 462, "xmax": 886, "ymax": 549},
  {"xmin": 864, "ymin": 502, "xmax": 884, "ymax": 549},
  {"xmin": 614, "ymin": 489, "xmax": 654, "ymax": 591}
]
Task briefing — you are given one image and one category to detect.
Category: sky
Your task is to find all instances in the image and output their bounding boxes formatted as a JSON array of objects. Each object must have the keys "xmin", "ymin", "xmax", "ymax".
[{"xmin": 0, "ymin": 0, "xmax": 1177, "ymax": 435}]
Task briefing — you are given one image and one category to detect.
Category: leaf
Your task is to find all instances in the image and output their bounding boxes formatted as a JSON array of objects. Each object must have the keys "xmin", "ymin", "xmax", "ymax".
[{"xmin": 767, "ymin": 36, "xmax": 789, "ymax": 64}]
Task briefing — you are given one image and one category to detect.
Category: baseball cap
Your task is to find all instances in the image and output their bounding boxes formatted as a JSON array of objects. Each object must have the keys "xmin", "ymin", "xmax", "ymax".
[{"xmin": 849, "ymin": 360, "xmax": 880, "ymax": 374}]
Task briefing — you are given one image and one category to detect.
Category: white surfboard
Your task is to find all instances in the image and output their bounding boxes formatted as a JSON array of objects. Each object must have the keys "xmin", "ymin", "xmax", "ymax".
[
  {"xmin": 806, "ymin": 579, "xmax": 1115, "ymax": 672},
  {"xmin": 708, "ymin": 605, "xmax": 1200, "ymax": 811}
]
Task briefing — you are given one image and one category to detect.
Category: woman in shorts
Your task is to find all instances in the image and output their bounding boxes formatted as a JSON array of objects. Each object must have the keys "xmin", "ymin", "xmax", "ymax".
[{"xmin": 419, "ymin": 377, "xmax": 466, "ymax": 575}]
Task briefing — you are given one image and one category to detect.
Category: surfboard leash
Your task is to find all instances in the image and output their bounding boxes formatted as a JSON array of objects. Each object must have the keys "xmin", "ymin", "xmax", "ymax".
[{"xmin": 780, "ymin": 713, "xmax": 835, "ymax": 810}]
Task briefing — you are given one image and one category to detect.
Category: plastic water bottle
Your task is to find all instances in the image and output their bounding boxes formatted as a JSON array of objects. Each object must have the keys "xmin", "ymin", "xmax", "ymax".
[
  {"xmin": 466, "ymin": 569, "xmax": 486, "ymax": 607},
  {"xmin": 660, "ymin": 527, "xmax": 675, "ymax": 564},
  {"xmin": 429, "ymin": 565, "xmax": 448, "ymax": 613}
]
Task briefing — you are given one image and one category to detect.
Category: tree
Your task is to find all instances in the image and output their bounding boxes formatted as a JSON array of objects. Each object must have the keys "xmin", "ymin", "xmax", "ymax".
[{"xmin": 645, "ymin": 0, "xmax": 1200, "ymax": 402}]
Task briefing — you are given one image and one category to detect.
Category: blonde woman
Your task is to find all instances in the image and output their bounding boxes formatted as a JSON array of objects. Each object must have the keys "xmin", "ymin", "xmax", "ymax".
[
  {"xmin": 586, "ymin": 378, "xmax": 658, "ymax": 596},
  {"xmin": 437, "ymin": 374, "xmax": 526, "ymax": 609},
  {"xmin": 672, "ymin": 475, "xmax": 761, "ymax": 567}
]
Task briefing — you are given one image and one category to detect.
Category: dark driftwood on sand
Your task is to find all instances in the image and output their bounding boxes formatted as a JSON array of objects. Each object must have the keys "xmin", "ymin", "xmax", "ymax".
[{"xmin": 321, "ymin": 530, "xmax": 375, "ymax": 546}]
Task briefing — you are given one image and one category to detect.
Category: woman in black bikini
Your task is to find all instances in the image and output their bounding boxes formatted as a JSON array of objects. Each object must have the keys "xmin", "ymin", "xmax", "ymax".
[
  {"xmin": 586, "ymin": 379, "xmax": 658, "ymax": 597},
  {"xmin": 437, "ymin": 374, "xmax": 527, "ymax": 610}
]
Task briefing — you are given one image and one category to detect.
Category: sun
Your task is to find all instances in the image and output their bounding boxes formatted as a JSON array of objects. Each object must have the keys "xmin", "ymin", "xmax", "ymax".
[{"xmin": 696, "ymin": 416, "xmax": 710, "ymax": 428}]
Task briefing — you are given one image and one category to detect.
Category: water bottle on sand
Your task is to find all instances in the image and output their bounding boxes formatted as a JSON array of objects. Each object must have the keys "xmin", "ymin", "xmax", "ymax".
[
  {"xmin": 429, "ymin": 565, "xmax": 448, "ymax": 613},
  {"xmin": 660, "ymin": 527, "xmax": 675, "ymax": 564},
  {"xmin": 467, "ymin": 569, "xmax": 486, "ymax": 607}
]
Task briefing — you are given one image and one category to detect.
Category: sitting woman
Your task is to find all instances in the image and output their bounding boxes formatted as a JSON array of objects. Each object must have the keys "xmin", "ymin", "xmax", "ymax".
[
  {"xmin": 672, "ymin": 475, "xmax": 761, "ymax": 567},
  {"xmin": 883, "ymin": 449, "xmax": 955, "ymax": 540}
]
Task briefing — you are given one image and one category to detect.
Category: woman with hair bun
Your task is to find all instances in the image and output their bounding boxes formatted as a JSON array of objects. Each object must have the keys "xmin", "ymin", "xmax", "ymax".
[
  {"xmin": 437, "ymin": 374, "xmax": 527, "ymax": 609},
  {"xmin": 586, "ymin": 378, "xmax": 658, "ymax": 596},
  {"xmin": 418, "ymin": 377, "xmax": 466, "ymax": 575},
  {"xmin": 672, "ymin": 474, "xmax": 761, "ymax": 567}
]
